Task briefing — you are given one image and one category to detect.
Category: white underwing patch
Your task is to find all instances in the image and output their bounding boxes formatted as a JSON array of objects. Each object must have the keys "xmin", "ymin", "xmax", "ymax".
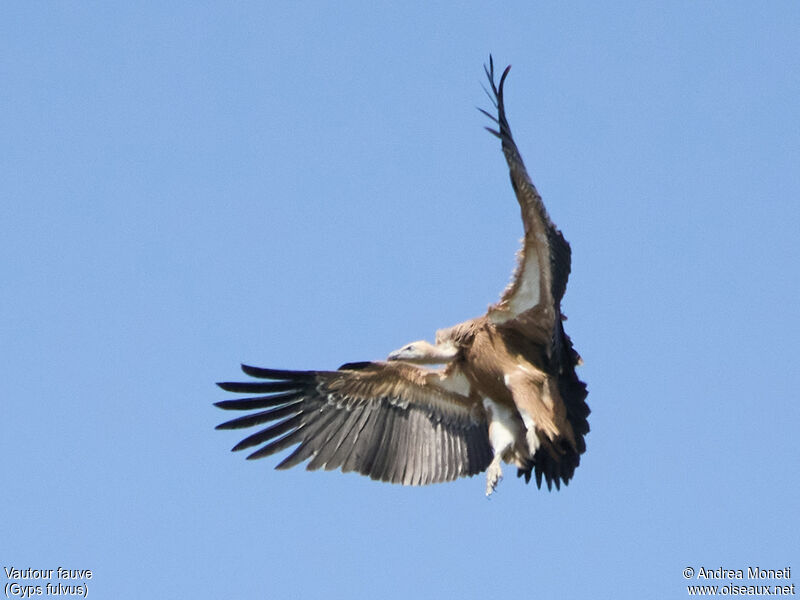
[
  {"xmin": 507, "ymin": 250, "xmax": 541, "ymax": 317},
  {"xmin": 437, "ymin": 369, "xmax": 471, "ymax": 396}
]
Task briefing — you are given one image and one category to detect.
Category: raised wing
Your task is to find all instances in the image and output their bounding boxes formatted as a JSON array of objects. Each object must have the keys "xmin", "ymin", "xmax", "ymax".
[
  {"xmin": 215, "ymin": 362, "xmax": 492, "ymax": 485},
  {"xmin": 481, "ymin": 57, "xmax": 573, "ymax": 343},
  {"xmin": 480, "ymin": 58, "xmax": 589, "ymax": 491}
]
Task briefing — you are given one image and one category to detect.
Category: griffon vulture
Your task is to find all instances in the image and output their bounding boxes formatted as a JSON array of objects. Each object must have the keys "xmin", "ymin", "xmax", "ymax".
[{"xmin": 215, "ymin": 58, "xmax": 589, "ymax": 495}]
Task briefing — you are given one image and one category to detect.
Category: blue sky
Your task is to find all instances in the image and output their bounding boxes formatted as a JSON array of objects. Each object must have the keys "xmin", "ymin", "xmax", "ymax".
[{"xmin": 2, "ymin": 3, "xmax": 799, "ymax": 599}]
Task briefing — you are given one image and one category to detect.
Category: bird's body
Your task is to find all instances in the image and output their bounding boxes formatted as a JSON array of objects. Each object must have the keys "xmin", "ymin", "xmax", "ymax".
[{"xmin": 216, "ymin": 58, "xmax": 589, "ymax": 495}]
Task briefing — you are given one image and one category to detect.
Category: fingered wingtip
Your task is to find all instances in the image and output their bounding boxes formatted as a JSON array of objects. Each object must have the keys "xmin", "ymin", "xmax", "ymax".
[
  {"xmin": 499, "ymin": 64, "xmax": 511, "ymax": 89},
  {"xmin": 240, "ymin": 363, "xmax": 257, "ymax": 374},
  {"xmin": 482, "ymin": 57, "xmax": 512, "ymax": 116},
  {"xmin": 231, "ymin": 440, "xmax": 251, "ymax": 453},
  {"xmin": 477, "ymin": 106, "xmax": 499, "ymax": 123}
]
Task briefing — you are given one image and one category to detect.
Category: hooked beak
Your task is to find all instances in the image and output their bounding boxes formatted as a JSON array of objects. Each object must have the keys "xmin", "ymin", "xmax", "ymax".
[{"xmin": 386, "ymin": 350, "xmax": 403, "ymax": 361}]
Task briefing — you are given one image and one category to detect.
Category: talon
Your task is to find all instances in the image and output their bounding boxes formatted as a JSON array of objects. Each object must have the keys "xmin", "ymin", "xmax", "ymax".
[{"xmin": 485, "ymin": 460, "xmax": 503, "ymax": 496}]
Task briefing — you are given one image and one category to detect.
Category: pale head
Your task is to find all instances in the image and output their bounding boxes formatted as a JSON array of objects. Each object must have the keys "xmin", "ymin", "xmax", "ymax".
[{"xmin": 386, "ymin": 339, "xmax": 459, "ymax": 364}]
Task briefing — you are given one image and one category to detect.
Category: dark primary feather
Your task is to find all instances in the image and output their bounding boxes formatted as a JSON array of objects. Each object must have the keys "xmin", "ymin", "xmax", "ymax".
[
  {"xmin": 216, "ymin": 380, "xmax": 299, "ymax": 394},
  {"xmin": 215, "ymin": 363, "xmax": 492, "ymax": 485}
]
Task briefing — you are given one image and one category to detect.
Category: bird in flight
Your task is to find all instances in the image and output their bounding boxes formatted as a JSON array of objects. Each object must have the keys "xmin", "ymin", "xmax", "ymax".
[{"xmin": 215, "ymin": 57, "xmax": 589, "ymax": 496}]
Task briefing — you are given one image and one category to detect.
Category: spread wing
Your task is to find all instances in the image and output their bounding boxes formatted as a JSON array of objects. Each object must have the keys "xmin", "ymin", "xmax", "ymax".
[
  {"xmin": 481, "ymin": 57, "xmax": 573, "ymax": 346},
  {"xmin": 215, "ymin": 362, "xmax": 492, "ymax": 485}
]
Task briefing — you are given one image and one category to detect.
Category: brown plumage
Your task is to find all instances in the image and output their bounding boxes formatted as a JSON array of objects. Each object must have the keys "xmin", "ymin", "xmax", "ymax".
[{"xmin": 215, "ymin": 57, "xmax": 589, "ymax": 495}]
